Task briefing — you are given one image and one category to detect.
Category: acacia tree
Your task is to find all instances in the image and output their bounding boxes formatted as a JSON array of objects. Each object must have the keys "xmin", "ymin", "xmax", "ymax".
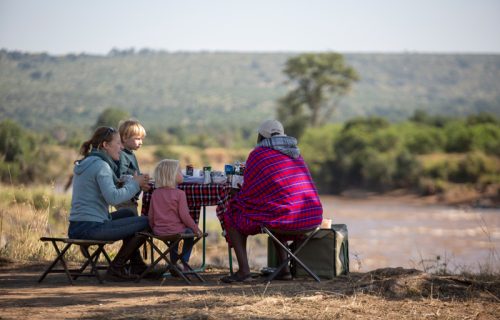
[{"xmin": 277, "ymin": 53, "xmax": 359, "ymax": 134}]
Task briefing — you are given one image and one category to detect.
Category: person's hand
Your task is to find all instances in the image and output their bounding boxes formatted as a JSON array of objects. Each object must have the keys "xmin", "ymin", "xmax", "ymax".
[
  {"xmin": 140, "ymin": 173, "xmax": 152, "ymax": 191},
  {"xmin": 195, "ymin": 229, "xmax": 203, "ymax": 237},
  {"xmin": 133, "ymin": 174, "xmax": 149, "ymax": 190},
  {"xmin": 140, "ymin": 180, "xmax": 151, "ymax": 191}
]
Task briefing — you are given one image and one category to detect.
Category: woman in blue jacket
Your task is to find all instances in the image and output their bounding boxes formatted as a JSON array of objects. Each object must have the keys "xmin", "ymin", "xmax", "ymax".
[{"xmin": 68, "ymin": 127, "xmax": 150, "ymax": 281}]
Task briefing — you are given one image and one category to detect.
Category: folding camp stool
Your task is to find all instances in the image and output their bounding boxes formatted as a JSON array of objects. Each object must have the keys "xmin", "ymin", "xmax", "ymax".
[
  {"xmin": 261, "ymin": 226, "xmax": 321, "ymax": 283},
  {"xmin": 135, "ymin": 231, "xmax": 208, "ymax": 285},
  {"xmin": 38, "ymin": 237, "xmax": 114, "ymax": 284}
]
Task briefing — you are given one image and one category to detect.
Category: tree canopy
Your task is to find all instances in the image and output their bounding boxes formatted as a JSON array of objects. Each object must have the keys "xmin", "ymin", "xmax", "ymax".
[{"xmin": 277, "ymin": 53, "xmax": 359, "ymax": 137}]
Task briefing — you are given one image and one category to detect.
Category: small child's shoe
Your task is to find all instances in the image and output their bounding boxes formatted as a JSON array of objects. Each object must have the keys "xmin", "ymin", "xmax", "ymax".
[{"xmin": 180, "ymin": 261, "xmax": 191, "ymax": 272}]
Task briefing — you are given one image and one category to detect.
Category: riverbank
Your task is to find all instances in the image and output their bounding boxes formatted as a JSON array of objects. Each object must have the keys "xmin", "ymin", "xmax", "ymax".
[
  {"xmin": 338, "ymin": 186, "xmax": 500, "ymax": 209},
  {"xmin": 0, "ymin": 260, "xmax": 498, "ymax": 320}
]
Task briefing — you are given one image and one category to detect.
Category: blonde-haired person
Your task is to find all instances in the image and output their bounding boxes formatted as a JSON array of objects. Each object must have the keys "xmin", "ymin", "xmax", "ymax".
[
  {"xmin": 68, "ymin": 126, "xmax": 151, "ymax": 281},
  {"xmin": 148, "ymin": 159, "xmax": 202, "ymax": 271},
  {"xmin": 116, "ymin": 119, "xmax": 149, "ymax": 215}
]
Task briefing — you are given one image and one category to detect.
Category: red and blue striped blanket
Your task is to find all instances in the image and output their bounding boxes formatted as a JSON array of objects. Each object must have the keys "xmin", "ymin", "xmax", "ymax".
[{"xmin": 225, "ymin": 146, "xmax": 323, "ymax": 233}]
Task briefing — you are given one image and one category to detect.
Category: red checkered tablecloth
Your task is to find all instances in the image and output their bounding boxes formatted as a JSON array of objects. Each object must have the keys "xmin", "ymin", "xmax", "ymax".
[{"xmin": 141, "ymin": 183, "xmax": 231, "ymax": 228}]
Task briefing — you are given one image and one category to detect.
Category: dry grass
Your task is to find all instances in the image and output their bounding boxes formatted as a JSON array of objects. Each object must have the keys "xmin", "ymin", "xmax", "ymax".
[{"xmin": 0, "ymin": 184, "xmax": 84, "ymax": 262}]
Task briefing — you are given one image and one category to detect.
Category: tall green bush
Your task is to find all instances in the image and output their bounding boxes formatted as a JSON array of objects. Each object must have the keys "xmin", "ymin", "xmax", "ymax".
[
  {"xmin": 0, "ymin": 119, "xmax": 56, "ymax": 183},
  {"xmin": 300, "ymin": 125, "xmax": 340, "ymax": 193},
  {"xmin": 0, "ymin": 119, "xmax": 35, "ymax": 162},
  {"xmin": 360, "ymin": 148, "xmax": 395, "ymax": 190},
  {"xmin": 444, "ymin": 121, "xmax": 473, "ymax": 153},
  {"xmin": 405, "ymin": 126, "xmax": 445, "ymax": 154},
  {"xmin": 330, "ymin": 117, "xmax": 400, "ymax": 191},
  {"xmin": 393, "ymin": 150, "xmax": 422, "ymax": 187},
  {"xmin": 449, "ymin": 152, "xmax": 495, "ymax": 183},
  {"xmin": 371, "ymin": 129, "xmax": 400, "ymax": 153},
  {"xmin": 470, "ymin": 124, "xmax": 500, "ymax": 156}
]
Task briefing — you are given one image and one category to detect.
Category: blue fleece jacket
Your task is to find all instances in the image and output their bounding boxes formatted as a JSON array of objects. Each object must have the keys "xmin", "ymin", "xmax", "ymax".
[{"xmin": 69, "ymin": 156, "xmax": 141, "ymax": 222}]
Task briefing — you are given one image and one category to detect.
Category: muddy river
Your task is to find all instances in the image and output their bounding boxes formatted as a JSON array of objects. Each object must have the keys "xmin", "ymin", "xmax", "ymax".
[{"xmin": 205, "ymin": 194, "xmax": 500, "ymax": 273}]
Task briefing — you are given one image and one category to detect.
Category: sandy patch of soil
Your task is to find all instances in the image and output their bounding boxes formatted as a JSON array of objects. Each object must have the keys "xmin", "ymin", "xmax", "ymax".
[{"xmin": 0, "ymin": 260, "xmax": 498, "ymax": 320}]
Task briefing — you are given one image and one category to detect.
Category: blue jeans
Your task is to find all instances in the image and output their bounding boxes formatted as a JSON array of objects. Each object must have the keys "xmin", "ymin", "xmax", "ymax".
[
  {"xmin": 171, "ymin": 228, "xmax": 194, "ymax": 264},
  {"xmin": 68, "ymin": 208, "xmax": 149, "ymax": 241}
]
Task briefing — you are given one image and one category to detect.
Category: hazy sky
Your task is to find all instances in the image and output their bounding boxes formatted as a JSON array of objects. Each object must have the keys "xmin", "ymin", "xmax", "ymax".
[{"xmin": 1, "ymin": 0, "xmax": 499, "ymax": 55}]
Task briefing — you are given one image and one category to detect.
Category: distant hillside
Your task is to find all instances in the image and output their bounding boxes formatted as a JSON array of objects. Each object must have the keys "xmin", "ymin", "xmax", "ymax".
[{"xmin": 1, "ymin": 50, "xmax": 499, "ymax": 131}]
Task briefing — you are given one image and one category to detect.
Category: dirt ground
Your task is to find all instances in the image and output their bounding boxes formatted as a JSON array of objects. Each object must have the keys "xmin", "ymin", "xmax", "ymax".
[{"xmin": 0, "ymin": 260, "xmax": 498, "ymax": 320}]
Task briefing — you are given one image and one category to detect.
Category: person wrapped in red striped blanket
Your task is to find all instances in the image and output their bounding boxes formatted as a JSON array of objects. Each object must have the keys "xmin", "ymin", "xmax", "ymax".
[{"xmin": 221, "ymin": 120, "xmax": 323, "ymax": 283}]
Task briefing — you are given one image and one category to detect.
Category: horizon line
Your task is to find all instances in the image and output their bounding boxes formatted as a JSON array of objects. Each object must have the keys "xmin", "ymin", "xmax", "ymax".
[{"xmin": 2, "ymin": 47, "xmax": 500, "ymax": 57}]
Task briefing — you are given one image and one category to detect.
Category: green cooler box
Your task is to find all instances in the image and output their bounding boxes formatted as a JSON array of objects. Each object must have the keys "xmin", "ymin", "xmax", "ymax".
[{"xmin": 267, "ymin": 224, "xmax": 349, "ymax": 279}]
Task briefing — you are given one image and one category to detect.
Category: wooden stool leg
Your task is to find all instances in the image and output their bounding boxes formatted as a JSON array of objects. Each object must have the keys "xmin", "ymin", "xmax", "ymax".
[
  {"xmin": 73, "ymin": 245, "xmax": 92, "ymax": 280},
  {"xmin": 38, "ymin": 241, "xmax": 74, "ymax": 284},
  {"xmin": 102, "ymin": 247, "xmax": 112, "ymax": 265},
  {"xmin": 137, "ymin": 238, "xmax": 192, "ymax": 285},
  {"xmin": 88, "ymin": 245, "xmax": 106, "ymax": 283},
  {"xmin": 180, "ymin": 263, "xmax": 205, "ymax": 282},
  {"xmin": 159, "ymin": 246, "xmax": 191, "ymax": 285},
  {"xmin": 74, "ymin": 244, "xmax": 106, "ymax": 283},
  {"xmin": 136, "ymin": 238, "xmax": 159, "ymax": 282},
  {"xmin": 184, "ymin": 236, "xmax": 206, "ymax": 282},
  {"xmin": 149, "ymin": 241, "xmax": 154, "ymax": 265}
]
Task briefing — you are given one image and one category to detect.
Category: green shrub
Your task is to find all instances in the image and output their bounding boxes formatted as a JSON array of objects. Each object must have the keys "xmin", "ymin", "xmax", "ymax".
[
  {"xmin": 478, "ymin": 174, "xmax": 500, "ymax": 187},
  {"xmin": 12, "ymin": 187, "xmax": 31, "ymax": 205},
  {"xmin": 32, "ymin": 191, "xmax": 54, "ymax": 210},
  {"xmin": 405, "ymin": 127, "xmax": 445, "ymax": 154},
  {"xmin": 466, "ymin": 112, "xmax": 499, "ymax": 126},
  {"xmin": 360, "ymin": 149, "xmax": 395, "ymax": 190},
  {"xmin": 0, "ymin": 119, "xmax": 56, "ymax": 184},
  {"xmin": 445, "ymin": 125, "xmax": 473, "ymax": 152},
  {"xmin": 334, "ymin": 129, "xmax": 370, "ymax": 154},
  {"xmin": 343, "ymin": 116, "xmax": 390, "ymax": 132},
  {"xmin": 393, "ymin": 150, "xmax": 422, "ymax": 187},
  {"xmin": 300, "ymin": 125, "xmax": 340, "ymax": 193},
  {"xmin": 444, "ymin": 122, "xmax": 473, "ymax": 153},
  {"xmin": 470, "ymin": 124, "xmax": 500, "ymax": 156},
  {"xmin": 449, "ymin": 152, "xmax": 495, "ymax": 183},
  {"xmin": 417, "ymin": 178, "xmax": 447, "ymax": 195},
  {"xmin": 371, "ymin": 129, "xmax": 400, "ymax": 152},
  {"xmin": 410, "ymin": 110, "xmax": 452, "ymax": 127},
  {"xmin": 426, "ymin": 160, "xmax": 458, "ymax": 180},
  {"xmin": 0, "ymin": 161, "xmax": 21, "ymax": 184}
]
